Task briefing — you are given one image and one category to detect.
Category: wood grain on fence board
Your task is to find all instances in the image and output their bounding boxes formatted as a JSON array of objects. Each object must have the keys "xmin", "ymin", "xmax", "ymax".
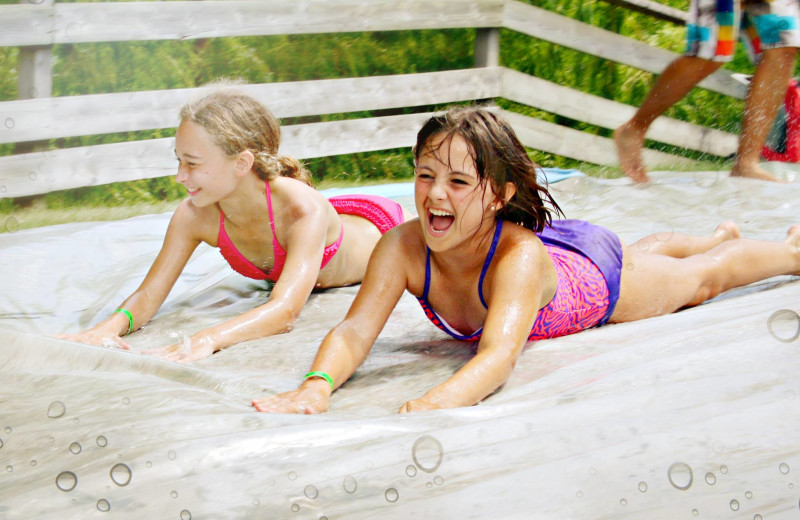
[
  {"xmin": 0, "ymin": 68, "xmax": 502, "ymax": 145},
  {"xmin": 0, "ymin": 0, "xmax": 503, "ymax": 46},
  {"xmin": 501, "ymin": 68, "xmax": 738, "ymax": 157},
  {"xmin": 0, "ymin": 113, "xmax": 431, "ymax": 197},
  {"xmin": 501, "ymin": 109, "xmax": 697, "ymax": 169}
]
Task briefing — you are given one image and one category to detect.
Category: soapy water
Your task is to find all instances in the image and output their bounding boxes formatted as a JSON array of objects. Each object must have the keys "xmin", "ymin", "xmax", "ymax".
[{"xmin": 1, "ymin": 175, "xmax": 800, "ymax": 518}]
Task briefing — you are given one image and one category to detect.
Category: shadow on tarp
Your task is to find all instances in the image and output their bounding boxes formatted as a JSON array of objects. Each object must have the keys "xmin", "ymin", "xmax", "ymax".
[{"xmin": 1, "ymin": 171, "xmax": 799, "ymax": 519}]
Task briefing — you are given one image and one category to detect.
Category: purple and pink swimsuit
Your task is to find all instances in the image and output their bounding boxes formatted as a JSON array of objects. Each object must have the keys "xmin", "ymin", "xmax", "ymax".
[{"xmin": 417, "ymin": 219, "xmax": 623, "ymax": 341}]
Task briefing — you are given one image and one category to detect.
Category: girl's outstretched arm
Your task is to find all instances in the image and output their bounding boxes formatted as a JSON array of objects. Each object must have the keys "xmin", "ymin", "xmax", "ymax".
[
  {"xmin": 144, "ymin": 199, "xmax": 331, "ymax": 362},
  {"xmin": 252, "ymin": 225, "xmax": 413, "ymax": 414},
  {"xmin": 56, "ymin": 200, "xmax": 202, "ymax": 349},
  {"xmin": 399, "ymin": 237, "xmax": 549, "ymax": 413}
]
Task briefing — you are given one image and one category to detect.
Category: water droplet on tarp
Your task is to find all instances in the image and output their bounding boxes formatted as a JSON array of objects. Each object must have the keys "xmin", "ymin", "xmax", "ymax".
[
  {"xmin": 290, "ymin": 503, "xmax": 300, "ymax": 512},
  {"xmin": 96, "ymin": 436, "xmax": 107, "ymax": 447},
  {"xmin": 780, "ymin": 463, "xmax": 791, "ymax": 475},
  {"xmin": 109, "ymin": 463, "xmax": 132, "ymax": 486},
  {"xmin": 287, "ymin": 471, "xmax": 297, "ymax": 481},
  {"xmin": 667, "ymin": 462, "xmax": 693, "ymax": 490},
  {"xmin": 304, "ymin": 485, "xmax": 318, "ymax": 499},
  {"xmin": 730, "ymin": 499, "xmax": 740, "ymax": 511},
  {"xmin": 412, "ymin": 435, "xmax": 443, "ymax": 473},
  {"xmin": 384, "ymin": 488, "xmax": 399, "ymax": 503},
  {"xmin": 69, "ymin": 442, "xmax": 81, "ymax": 455},
  {"xmin": 704, "ymin": 472, "xmax": 716, "ymax": 485},
  {"xmin": 405, "ymin": 465, "xmax": 417, "ymax": 477},
  {"xmin": 343, "ymin": 475, "xmax": 357, "ymax": 494},
  {"xmin": 180, "ymin": 510, "xmax": 191, "ymax": 520},
  {"xmin": 55, "ymin": 471, "xmax": 78, "ymax": 492},
  {"xmin": 638, "ymin": 481, "xmax": 647, "ymax": 493},
  {"xmin": 767, "ymin": 309, "xmax": 800, "ymax": 343},
  {"xmin": 96, "ymin": 499, "xmax": 110, "ymax": 512}
]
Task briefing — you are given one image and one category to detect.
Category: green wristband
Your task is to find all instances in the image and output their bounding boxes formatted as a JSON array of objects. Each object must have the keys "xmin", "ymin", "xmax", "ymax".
[
  {"xmin": 304, "ymin": 371, "xmax": 334, "ymax": 391},
  {"xmin": 114, "ymin": 308, "xmax": 134, "ymax": 334}
]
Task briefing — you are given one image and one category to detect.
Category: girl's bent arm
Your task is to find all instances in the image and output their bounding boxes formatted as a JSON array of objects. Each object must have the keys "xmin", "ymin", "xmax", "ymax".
[
  {"xmin": 146, "ymin": 200, "xmax": 330, "ymax": 361},
  {"xmin": 57, "ymin": 200, "xmax": 202, "ymax": 348},
  {"xmin": 400, "ymin": 238, "xmax": 547, "ymax": 412},
  {"xmin": 252, "ymin": 226, "xmax": 413, "ymax": 413}
]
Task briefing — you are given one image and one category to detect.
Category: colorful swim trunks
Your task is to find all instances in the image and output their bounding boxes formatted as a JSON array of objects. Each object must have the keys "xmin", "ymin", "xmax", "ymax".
[{"xmin": 686, "ymin": 0, "xmax": 800, "ymax": 62}]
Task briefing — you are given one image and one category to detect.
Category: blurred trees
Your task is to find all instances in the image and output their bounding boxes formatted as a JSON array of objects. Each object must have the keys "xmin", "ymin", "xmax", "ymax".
[{"xmin": 2, "ymin": 0, "xmax": 789, "ymax": 209}]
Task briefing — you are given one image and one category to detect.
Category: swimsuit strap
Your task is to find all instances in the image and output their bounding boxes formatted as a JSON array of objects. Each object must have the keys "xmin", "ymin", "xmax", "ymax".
[
  {"xmin": 422, "ymin": 247, "xmax": 432, "ymax": 300},
  {"xmin": 265, "ymin": 180, "xmax": 284, "ymax": 256},
  {"xmin": 422, "ymin": 220, "xmax": 503, "ymax": 307},
  {"xmin": 478, "ymin": 220, "xmax": 504, "ymax": 308}
]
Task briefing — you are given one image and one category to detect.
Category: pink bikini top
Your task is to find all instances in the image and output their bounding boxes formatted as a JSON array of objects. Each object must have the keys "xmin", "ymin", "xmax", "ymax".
[{"xmin": 217, "ymin": 181, "xmax": 344, "ymax": 282}]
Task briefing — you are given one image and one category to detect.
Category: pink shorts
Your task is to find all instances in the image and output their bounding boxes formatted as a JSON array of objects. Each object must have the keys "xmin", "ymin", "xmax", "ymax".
[{"xmin": 328, "ymin": 194, "xmax": 405, "ymax": 234}]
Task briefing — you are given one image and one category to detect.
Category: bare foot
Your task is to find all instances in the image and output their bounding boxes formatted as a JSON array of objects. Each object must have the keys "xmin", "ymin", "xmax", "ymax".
[
  {"xmin": 614, "ymin": 122, "xmax": 650, "ymax": 184},
  {"xmin": 786, "ymin": 225, "xmax": 800, "ymax": 275},
  {"xmin": 712, "ymin": 221, "xmax": 741, "ymax": 243},
  {"xmin": 730, "ymin": 162, "xmax": 786, "ymax": 182}
]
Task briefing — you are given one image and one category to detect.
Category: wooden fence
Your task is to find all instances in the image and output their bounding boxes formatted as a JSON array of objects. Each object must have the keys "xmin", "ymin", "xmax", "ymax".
[{"xmin": 0, "ymin": 0, "xmax": 746, "ymax": 199}]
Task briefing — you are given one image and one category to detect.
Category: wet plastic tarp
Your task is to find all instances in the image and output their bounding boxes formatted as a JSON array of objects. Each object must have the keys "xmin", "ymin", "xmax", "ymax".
[{"xmin": 1, "ymin": 170, "xmax": 799, "ymax": 519}]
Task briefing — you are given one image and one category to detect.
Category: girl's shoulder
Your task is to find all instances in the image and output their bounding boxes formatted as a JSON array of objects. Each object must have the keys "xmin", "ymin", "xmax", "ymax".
[
  {"xmin": 494, "ymin": 221, "xmax": 551, "ymax": 262},
  {"xmin": 384, "ymin": 217, "xmax": 426, "ymax": 253},
  {"xmin": 498, "ymin": 220, "xmax": 544, "ymax": 244},
  {"xmin": 269, "ymin": 176, "xmax": 329, "ymax": 217},
  {"xmin": 170, "ymin": 198, "xmax": 219, "ymax": 242}
]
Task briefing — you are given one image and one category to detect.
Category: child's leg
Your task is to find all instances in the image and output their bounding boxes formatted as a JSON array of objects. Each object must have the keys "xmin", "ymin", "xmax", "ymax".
[
  {"xmin": 614, "ymin": 56, "xmax": 723, "ymax": 183},
  {"xmin": 730, "ymin": 47, "xmax": 798, "ymax": 182},
  {"xmin": 631, "ymin": 222, "xmax": 740, "ymax": 258},
  {"xmin": 611, "ymin": 226, "xmax": 800, "ymax": 322}
]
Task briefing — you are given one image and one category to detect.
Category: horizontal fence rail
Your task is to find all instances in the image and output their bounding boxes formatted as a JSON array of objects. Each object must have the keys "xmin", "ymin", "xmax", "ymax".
[
  {"xmin": 0, "ymin": 0, "xmax": 504, "ymax": 47},
  {"xmin": 0, "ymin": 68, "xmax": 502, "ymax": 146},
  {"xmin": 0, "ymin": 0, "xmax": 743, "ymax": 199}
]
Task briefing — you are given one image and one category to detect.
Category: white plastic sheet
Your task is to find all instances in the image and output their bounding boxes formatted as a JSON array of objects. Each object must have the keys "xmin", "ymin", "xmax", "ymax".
[{"xmin": 1, "ymin": 172, "xmax": 799, "ymax": 519}]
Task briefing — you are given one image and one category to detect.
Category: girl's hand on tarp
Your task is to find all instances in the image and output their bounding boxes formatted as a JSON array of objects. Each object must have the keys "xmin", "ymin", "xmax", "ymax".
[
  {"xmin": 252, "ymin": 382, "xmax": 330, "ymax": 414},
  {"xmin": 143, "ymin": 336, "xmax": 214, "ymax": 363},
  {"xmin": 55, "ymin": 331, "xmax": 131, "ymax": 351},
  {"xmin": 398, "ymin": 394, "xmax": 447, "ymax": 414}
]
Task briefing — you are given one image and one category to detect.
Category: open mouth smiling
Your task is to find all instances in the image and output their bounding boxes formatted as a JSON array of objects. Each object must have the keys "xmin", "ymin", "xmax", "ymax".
[{"xmin": 428, "ymin": 208, "xmax": 455, "ymax": 233}]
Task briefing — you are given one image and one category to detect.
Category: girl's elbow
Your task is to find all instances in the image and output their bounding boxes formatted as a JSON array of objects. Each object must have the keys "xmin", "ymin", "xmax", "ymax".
[{"xmin": 267, "ymin": 302, "xmax": 304, "ymax": 334}]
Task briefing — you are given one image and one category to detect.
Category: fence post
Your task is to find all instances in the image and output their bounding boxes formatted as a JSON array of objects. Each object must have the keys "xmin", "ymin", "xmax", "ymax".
[
  {"xmin": 15, "ymin": 0, "xmax": 54, "ymax": 155},
  {"xmin": 474, "ymin": 28, "xmax": 499, "ymax": 67}
]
